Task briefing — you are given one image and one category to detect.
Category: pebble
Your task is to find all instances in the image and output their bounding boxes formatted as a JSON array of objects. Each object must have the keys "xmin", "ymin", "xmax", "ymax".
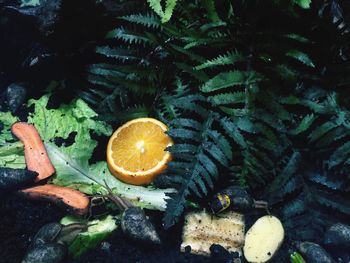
[{"xmin": 2, "ymin": 83, "xmax": 27, "ymax": 113}]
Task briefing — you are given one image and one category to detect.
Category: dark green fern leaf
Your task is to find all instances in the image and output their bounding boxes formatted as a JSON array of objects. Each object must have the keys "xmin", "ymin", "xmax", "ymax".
[
  {"xmin": 120, "ymin": 13, "xmax": 161, "ymax": 29},
  {"xmin": 163, "ymin": 110, "xmax": 233, "ymax": 228},
  {"xmin": 194, "ymin": 51, "xmax": 244, "ymax": 70}
]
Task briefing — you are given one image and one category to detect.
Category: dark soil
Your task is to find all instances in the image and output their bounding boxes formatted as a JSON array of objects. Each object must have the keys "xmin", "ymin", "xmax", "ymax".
[
  {"xmin": 0, "ymin": 195, "xmax": 64, "ymax": 263},
  {"xmin": 0, "ymin": 196, "xmax": 217, "ymax": 263}
]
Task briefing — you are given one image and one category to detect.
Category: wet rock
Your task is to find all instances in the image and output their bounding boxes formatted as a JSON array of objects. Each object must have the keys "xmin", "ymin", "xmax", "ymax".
[
  {"xmin": 24, "ymin": 222, "xmax": 84, "ymax": 262},
  {"xmin": 31, "ymin": 222, "xmax": 62, "ymax": 248},
  {"xmin": 210, "ymin": 244, "xmax": 242, "ymax": 263},
  {"xmin": 5, "ymin": 0, "xmax": 62, "ymax": 36},
  {"xmin": 22, "ymin": 243, "xmax": 66, "ymax": 263},
  {"xmin": 0, "ymin": 168, "xmax": 37, "ymax": 193},
  {"xmin": 33, "ymin": 0, "xmax": 62, "ymax": 36},
  {"xmin": 121, "ymin": 207, "xmax": 161, "ymax": 245},
  {"xmin": 327, "ymin": 247, "xmax": 350, "ymax": 263},
  {"xmin": 100, "ymin": 241, "xmax": 112, "ymax": 253},
  {"xmin": 324, "ymin": 223, "xmax": 350, "ymax": 248},
  {"xmin": 4, "ymin": 83, "xmax": 27, "ymax": 113},
  {"xmin": 296, "ymin": 241, "xmax": 336, "ymax": 263}
]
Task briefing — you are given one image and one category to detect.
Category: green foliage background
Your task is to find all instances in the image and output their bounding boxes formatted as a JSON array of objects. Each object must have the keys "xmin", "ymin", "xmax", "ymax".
[{"xmin": 18, "ymin": 0, "xmax": 350, "ymax": 259}]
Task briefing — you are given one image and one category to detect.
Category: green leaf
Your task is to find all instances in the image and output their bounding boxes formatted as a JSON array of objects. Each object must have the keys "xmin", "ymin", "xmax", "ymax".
[
  {"xmin": 268, "ymin": 152, "xmax": 301, "ymax": 195},
  {"xmin": 201, "ymin": 71, "xmax": 262, "ymax": 93},
  {"xmin": 106, "ymin": 28, "xmax": 153, "ymax": 45},
  {"xmin": 48, "ymin": 144, "xmax": 173, "ymax": 210},
  {"xmin": 194, "ymin": 52, "xmax": 244, "ymax": 70},
  {"xmin": 329, "ymin": 141, "xmax": 350, "ymax": 168},
  {"xmin": 120, "ymin": 13, "xmax": 161, "ymax": 29},
  {"xmin": 146, "ymin": 0, "xmax": 177, "ymax": 23},
  {"xmin": 290, "ymin": 252, "xmax": 306, "ymax": 263},
  {"xmin": 95, "ymin": 46, "xmax": 138, "ymax": 62},
  {"xmin": 146, "ymin": 0, "xmax": 164, "ymax": 18},
  {"xmin": 163, "ymin": 113, "xmax": 227, "ymax": 228},
  {"xmin": 220, "ymin": 118, "xmax": 247, "ymax": 148},
  {"xmin": 60, "ymin": 215, "xmax": 118, "ymax": 259},
  {"xmin": 0, "ymin": 112, "xmax": 18, "ymax": 145},
  {"xmin": 201, "ymin": 71, "xmax": 245, "ymax": 92},
  {"xmin": 275, "ymin": 64, "xmax": 298, "ymax": 81},
  {"xmin": 208, "ymin": 91, "xmax": 246, "ymax": 106},
  {"xmin": 0, "ymin": 142, "xmax": 25, "ymax": 169},
  {"xmin": 294, "ymin": 0, "xmax": 311, "ymax": 9},
  {"xmin": 287, "ymin": 50, "xmax": 315, "ymax": 68},
  {"xmin": 27, "ymin": 95, "xmax": 110, "ymax": 159},
  {"xmin": 284, "ymin": 34, "xmax": 311, "ymax": 43},
  {"xmin": 202, "ymin": 0, "xmax": 221, "ymax": 22},
  {"xmin": 163, "ymin": 0, "xmax": 178, "ymax": 23},
  {"xmin": 290, "ymin": 114, "xmax": 316, "ymax": 135},
  {"xmin": 308, "ymin": 121, "xmax": 338, "ymax": 142},
  {"xmin": 0, "ymin": 112, "xmax": 25, "ymax": 168}
]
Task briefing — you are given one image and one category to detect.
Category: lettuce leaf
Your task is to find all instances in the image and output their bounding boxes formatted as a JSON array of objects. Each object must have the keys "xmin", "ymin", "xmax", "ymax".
[
  {"xmin": 26, "ymin": 94, "xmax": 174, "ymax": 210},
  {"xmin": 60, "ymin": 215, "xmax": 118, "ymax": 259},
  {"xmin": 0, "ymin": 112, "xmax": 25, "ymax": 168}
]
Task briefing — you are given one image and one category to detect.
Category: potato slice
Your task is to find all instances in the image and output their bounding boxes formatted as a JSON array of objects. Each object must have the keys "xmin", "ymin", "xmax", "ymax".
[
  {"xmin": 243, "ymin": 215, "xmax": 284, "ymax": 262},
  {"xmin": 181, "ymin": 210, "xmax": 245, "ymax": 256}
]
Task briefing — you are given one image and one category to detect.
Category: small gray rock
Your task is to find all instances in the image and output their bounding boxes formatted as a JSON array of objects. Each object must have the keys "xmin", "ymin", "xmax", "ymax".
[
  {"xmin": 121, "ymin": 207, "xmax": 161, "ymax": 245},
  {"xmin": 100, "ymin": 241, "xmax": 112, "ymax": 253},
  {"xmin": 31, "ymin": 223, "xmax": 62, "ymax": 248},
  {"xmin": 296, "ymin": 241, "xmax": 336, "ymax": 263},
  {"xmin": 22, "ymin": 243, "xmax": 66, "ymax": 263},
  {"xmin": 5, "ymin": 83, "xmax": 27, "ymax": 113},
  {"xmin": 324, "ymin": 223, "xmax": 350, "ymax": 247},
  {"xmin": 5, "ymin": 0, "xmax": 62, "ymax": 37},
  {"xmin": 0, "ymin": 168, "xmax": 37, "ymax": 193}
]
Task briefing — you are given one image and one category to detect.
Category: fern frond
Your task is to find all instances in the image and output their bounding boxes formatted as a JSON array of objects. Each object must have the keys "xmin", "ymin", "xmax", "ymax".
[
  {"xmin": 286, "ymin": 50, "xmax": 315, "ymax": 68},
  {"xmin": 163, "ymin": 107, "xmax": 233, "ymax": 228},
  {"xmin": 208, "ymin": 92, "xmax": 245, "ymax": 106},
  {"xmin": 202, "ymin": 0, "xmax": 220, "ymax": 22},
  {"xmin": 182, "ymin": 38, "xmax": 223, "ymax": 50},
  {"xmin": 146, "ymin": 0, "xmax": 178, "ymax": 23},
  {"xmin": 194, "ymin": 51, "xmax": 244, "ymax": 70},
  {"xmin": 106, "ymin": 27, "xmax": 154, "ymax": 45},
  {"xmin": 329, "ymin": 141, "xmax": 350, "ymax": 168},
  {"xmin": 146, "ymin": 0, "xmax": 164, "ymax": 18},
  {"xmin": 95, "ymin": 46, "xmax": 138, "ymax": 62},
  {"xmin": 201, "ymin": 70, "xmax": 263, "ymax": 93},
  {"xmin": 163, "ymin": 0, "xmax": 178, "ymax": 23},
  {"xmin": 87, "ymin": 63, "xmax": 157, "ymax": 95},
  {"xmin": 289, "ymin": 114, "xmax": 317, "ymax": 135},
  {"xmin": 120, "ymin": 13, "xmax": 161, "ymax": 29}
]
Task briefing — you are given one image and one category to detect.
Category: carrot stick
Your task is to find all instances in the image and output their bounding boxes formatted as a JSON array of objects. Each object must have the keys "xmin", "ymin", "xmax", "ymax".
[
  {"xmin": 19, "ymin": 184, "xmax": 90, "ymax": 215},
  {"xmin": 11, "ymin": 122, "xmax": 55, "ymax": 181}
]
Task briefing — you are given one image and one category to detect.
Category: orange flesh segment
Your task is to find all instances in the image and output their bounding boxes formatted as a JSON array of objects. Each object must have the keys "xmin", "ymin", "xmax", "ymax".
[
  {"xmin": 11, "ymin": 122, "xmax": 55, "ymax": 181},
  {"xmin": 111, "ymin": 121, "xmax": 171, "ymax": 173},
  {"xmin": 107, "ymin": 118, "xmax": 173, "ymax": 185}
]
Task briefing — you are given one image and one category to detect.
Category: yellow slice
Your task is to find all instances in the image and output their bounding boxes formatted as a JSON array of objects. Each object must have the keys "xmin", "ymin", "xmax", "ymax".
[{"xmin": 106, "ymin": 118, "xmax": 173, "ymax": 185}]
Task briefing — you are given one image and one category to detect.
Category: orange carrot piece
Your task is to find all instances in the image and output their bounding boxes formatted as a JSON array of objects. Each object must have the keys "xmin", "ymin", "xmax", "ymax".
[
  {"xmin": 11, "ymin": 122, "xmax": 55, "ymax": 181},
  {"xmin": 19, "ymin": 184, "xmax": 90, "ymax": 215}
]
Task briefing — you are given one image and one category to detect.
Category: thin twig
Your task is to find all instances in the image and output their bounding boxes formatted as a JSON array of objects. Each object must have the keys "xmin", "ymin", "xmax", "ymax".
[{"xmin": 103, "ymin": 180, "xmax": 133, "ymax": 210}]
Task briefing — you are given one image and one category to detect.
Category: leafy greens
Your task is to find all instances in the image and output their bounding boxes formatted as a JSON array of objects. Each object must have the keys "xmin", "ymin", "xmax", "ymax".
[
  {"xmin": 0, "ymin": 94, "xmax": 174, "ymax": 211},
  {"xmin": 0, "ymin": 112, "xmax": 25, "ymax": 168},
  {"xmin": 60, "ymin": 215, "xmax": 118, "ymax": 259}
]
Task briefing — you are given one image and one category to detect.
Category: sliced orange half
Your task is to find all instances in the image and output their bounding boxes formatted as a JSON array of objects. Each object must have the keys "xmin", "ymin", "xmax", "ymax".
[{"xmin": 106, "ymin": 118, "xmax": 173, "ymax": 185}]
